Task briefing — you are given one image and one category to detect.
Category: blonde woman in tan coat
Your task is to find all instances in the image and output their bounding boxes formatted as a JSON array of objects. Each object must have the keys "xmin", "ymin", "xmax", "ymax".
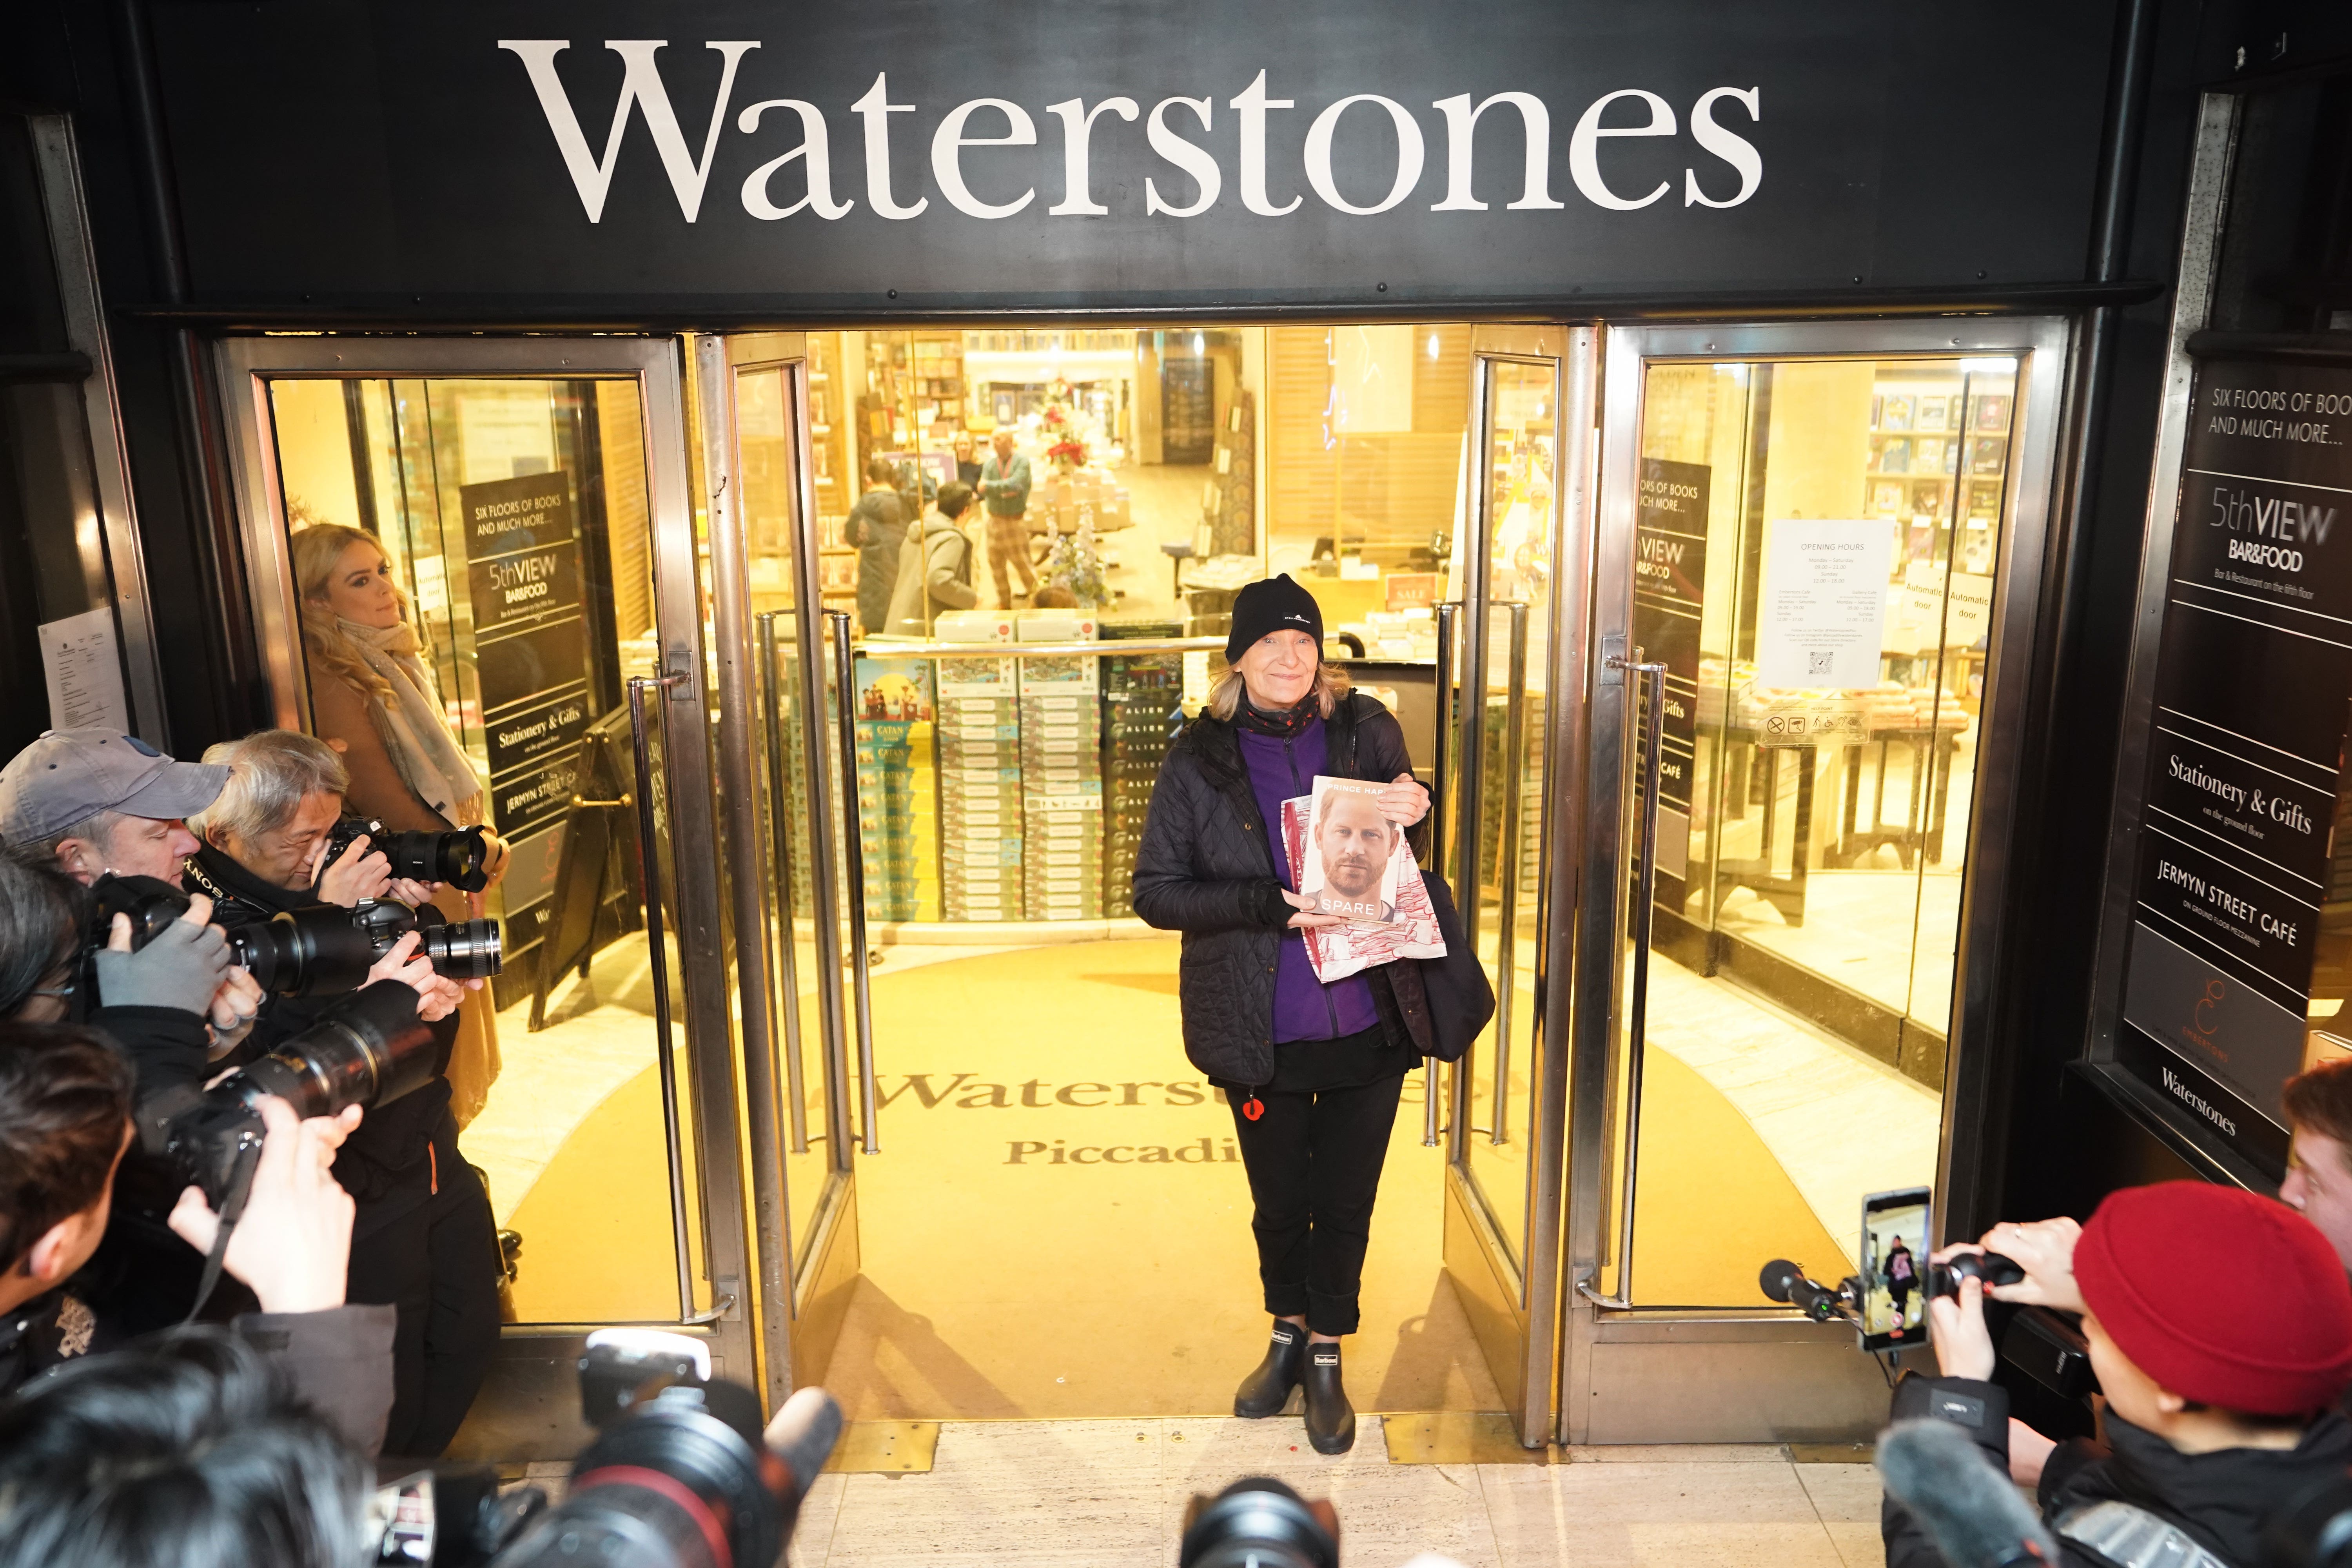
[{"xmin": 293, "ymin": 523, "xmax": 510, "ymax": 1125}]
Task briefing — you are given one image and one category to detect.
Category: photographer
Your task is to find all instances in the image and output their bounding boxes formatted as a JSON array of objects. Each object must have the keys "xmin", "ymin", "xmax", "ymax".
[
  {"xmin": 0, "ymin": 1325, "xmax": 372, "ymax": 1568},
  {"xmin": 0, "ymin": 1328, "xmax": 845, "ymax": 1568},
  {"xmin": 187, "ymin": 728, "xmax": 497, "ymax": 1458},
  {"xmin": 0, "ymin": 728, "xmax": 222, "ymax": 890},
  {"xmin": 1884, "ymin": 1183, "xmax": 2352, "ymax": 1568},
  {"xmin": 0, "ymin": 728, "xmax": 263, "ymax": 1044},
  {"xmin": 2283, "ymin": 1058, "xmax": 2352, "ymax": 1278},
  {"xmin": 0, "ymin": 1022, "xmax": 394, "ymax": 1452}
]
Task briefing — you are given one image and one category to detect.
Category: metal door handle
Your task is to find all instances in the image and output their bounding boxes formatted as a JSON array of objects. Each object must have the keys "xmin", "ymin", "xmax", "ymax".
[
  {"xmin": 755, "ymin": 612, "xmax": 810, "ymax": 1155},
  {"xmin": 1424, "ymin": 601, "xmax": 1461, "ymax": 1149},
  {"xmin": 1582, "ymin": 651, "xmax": 1667, "ymax": 1308},
  {"xmin": 626, "ymin": 672, "xmax": 703, "ymax": 1324},
  {"xmin": 827, "ymin": 610, "xmax": 880, "ymax": 1156},
  {"xmin": 1490, "ymin": 601, "xmax": 1529, "ymax": 1146}
]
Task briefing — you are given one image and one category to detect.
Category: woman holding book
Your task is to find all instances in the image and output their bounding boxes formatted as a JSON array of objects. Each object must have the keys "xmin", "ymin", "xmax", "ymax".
[{"xmin": 1131, "ymin": 574, "xmax": 1432, "ymax": 1454}]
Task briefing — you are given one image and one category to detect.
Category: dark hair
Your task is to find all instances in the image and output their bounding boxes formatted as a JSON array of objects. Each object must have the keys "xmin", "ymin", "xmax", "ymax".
[
  {"xmin": 865, "ymin": 454, "xmax": 898, "ymax": 484},
  {"xmin": 937, "ymin": 480, "xmax": 976, "ymax": 519},
  {"xmin": 0, "ymin": 1022, "xmax": 132, "ymax": 1270},
  {"xmin": 1029, "ymin": 586, "xmax": 1079, "ymax": 609},
  {"xmin": 0, "ymin": 849, "xmax": 87, "ymax": 1019},
  {"xmin": 2286, "ymin": 1058, "xmax": 2352, "ymax": 1173},
  {"xmin": 0, "ymin": 1325, "xmax": 368, "ymax": 1568}
]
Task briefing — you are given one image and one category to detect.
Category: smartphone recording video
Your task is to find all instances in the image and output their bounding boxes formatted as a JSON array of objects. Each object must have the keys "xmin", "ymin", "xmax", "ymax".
[{"xmin": 1860, "ymin": 1185, "xmax": 1930, "ymax": 1352}]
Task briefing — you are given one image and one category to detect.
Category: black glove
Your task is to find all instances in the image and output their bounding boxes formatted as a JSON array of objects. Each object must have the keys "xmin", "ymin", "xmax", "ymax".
[{"xmin": 93, "ymin": 916, "xmax": 231, "ymax": 1015}]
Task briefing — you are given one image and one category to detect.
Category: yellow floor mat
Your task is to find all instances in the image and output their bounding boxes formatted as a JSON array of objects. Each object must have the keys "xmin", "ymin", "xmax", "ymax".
[
  {"xmin": 1628, "ymin": 1048, "xmax": 1849, "ymax": 1305},
  {"xmin": 499, "ymin": 938, "xmax": 1843, "ymax": 1410},
  {"xmin": 504, "ymin": 1063, "xmax": 688, "ymax": 1323}
]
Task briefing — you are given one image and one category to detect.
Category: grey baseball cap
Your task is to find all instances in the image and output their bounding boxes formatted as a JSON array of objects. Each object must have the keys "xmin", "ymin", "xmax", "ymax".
[{"xmin": 0, "ymin": 728, "xmax": 229, "ymax": 844}]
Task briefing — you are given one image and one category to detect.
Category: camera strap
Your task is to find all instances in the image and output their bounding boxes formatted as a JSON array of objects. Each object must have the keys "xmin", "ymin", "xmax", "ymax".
[{"xmin": 182, "ymin": 1129, "xmax": 265, "ymax": 1324}]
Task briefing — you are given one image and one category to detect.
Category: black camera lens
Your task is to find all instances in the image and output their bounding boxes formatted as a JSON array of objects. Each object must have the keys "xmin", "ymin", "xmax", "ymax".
[
  {"xmin": 383, "ymin": 824, "xmax": 492, "ymax": 894},
  {"xmin": 230, "ymin": 978, "xmax": 440, "ymax": 1120},
  {"xmin": 330, "ymin": 815, "xmax": 492, "ymax": 894},
  {"xmin": 415, "ymin": 909, "xmax": 503, "ymax": 982},
  {"xmin": 1180, "ymin": 1479, "xmax": 1338, "ymax": 1568},
  {"xmin": 495, "ymin": 1384, "xmax": 786, "ymax": 1568},
  {"xmin": 231, "ymin": 906, "xmax": 380, "ymax": 997},
  {"xmin": 349, "ymin": 899, "xmax": 503, "ymax": 982},
  {"xmin": 160, "ymin": 982, "xmax": 434, "ymax": 1208},
  {"xmin": 89, "ymin": 874, "xmax": 190, "ymax": 949}
]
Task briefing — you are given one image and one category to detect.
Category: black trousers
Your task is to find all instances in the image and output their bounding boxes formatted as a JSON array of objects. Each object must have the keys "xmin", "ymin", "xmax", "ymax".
[
  {"xmin": 1227, "ymin": 1072, "xmax": 1405, "ymax": 1336},
  {"xmin": 346, "ymin": 1157, "xmax": 503, "ymax": 1458}
]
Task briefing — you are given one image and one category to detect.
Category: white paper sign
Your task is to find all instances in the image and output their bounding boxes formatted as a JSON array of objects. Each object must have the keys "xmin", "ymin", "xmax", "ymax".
[
  {"xmin": 1945, "ymin": 571, "xmax": 1994, "ymax": 648},
  {"xmin": 1755, "ymin": 519, "xmax": 1893, "ymax": 689},
  {"xmin": 39, "ymin": 606, "xmax": 129, "ymax": 733},
  {"xmin": 1891, "ymin": 563, "xmax": 1946, "ymax": 655}
]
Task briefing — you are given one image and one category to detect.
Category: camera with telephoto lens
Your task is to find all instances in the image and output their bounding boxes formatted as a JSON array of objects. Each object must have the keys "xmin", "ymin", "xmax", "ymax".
[
  {"xmin": 1179, "ymin": 1478, "xmax": 1339, "ymax": 1568},
  {"xmin": 346, "ymin": 896, "xmax": 504, "ymax": 983},
  {"xmin": 370, "ymin": 1330, "xmax": 843, "ymax": 1568},
  {"xmin": 91, "ymin": 873, "xmax": 380, "ymax": 999},
  {"xmin": 91, "ymin": 873, "xmax": 501, "ymax": 996},
  {"xmin": 323, "ymin": 813, "xmax": 494, "ymax": 893},
  {"xmin": 140, "ymin": 979, "xmax": 437, "ymax": 1211}
]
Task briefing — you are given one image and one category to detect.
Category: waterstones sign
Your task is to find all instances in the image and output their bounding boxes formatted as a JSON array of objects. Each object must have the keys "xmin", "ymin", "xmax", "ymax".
[
  {"xmin": 2119, "ymin": 356, "xmax": 2352, "ymax": 1164},
  {"xmin": 498, "ymin": 51, "xmax": 1766, "ymax": 227},
  {"xmin": 152, "ymin": 1, "xmax": 2111, "ymax": 306}
]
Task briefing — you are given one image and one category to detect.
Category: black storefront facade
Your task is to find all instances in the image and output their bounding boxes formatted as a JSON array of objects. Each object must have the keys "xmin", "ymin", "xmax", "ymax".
[{"xmin": 6, "ymin": 0, "xmax": 2347, "ymax": 1452}]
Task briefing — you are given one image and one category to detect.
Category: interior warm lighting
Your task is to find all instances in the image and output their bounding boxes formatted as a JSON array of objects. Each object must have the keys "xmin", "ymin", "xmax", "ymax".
[
  {"xmin": 1426, "ymin": 332, "xmax": 1440, "ymax": 360},
  {"xmin": 1958, "ymin": 357, "xmax": 2017, "ymax": 374},
  {"xmin": 1192, "ymin": 332, "xmax": 1205, "ymax": 356}
]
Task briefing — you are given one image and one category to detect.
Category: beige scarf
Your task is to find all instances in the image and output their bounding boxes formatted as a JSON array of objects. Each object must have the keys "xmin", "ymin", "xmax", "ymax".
[{"xmin": 339, "ymin": 619, "xmax": 483, "ymax": 826}]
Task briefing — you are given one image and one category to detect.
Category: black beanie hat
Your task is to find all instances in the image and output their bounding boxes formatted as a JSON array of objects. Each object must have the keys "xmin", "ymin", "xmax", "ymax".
[{"xmin": 1224, "ymin": 574, "xmax": 1324, "ymax": 663}]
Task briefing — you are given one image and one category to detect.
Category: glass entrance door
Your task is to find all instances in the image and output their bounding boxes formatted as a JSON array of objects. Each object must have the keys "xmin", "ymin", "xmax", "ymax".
[
  {"xmin": 1441, "ymin": 328, "xmax": 1592, "ymax": 1447},
  {"xmin": 1564, "ymin": 319, "xmax": 2069, "ymax": 1443},
  {"xmin": 702, "ymin": 333, "xmax": 867, "ymax": 1399},
  {"xmin": 216, "ymin": 336, "xmax": 767, "ymax": 1455}
]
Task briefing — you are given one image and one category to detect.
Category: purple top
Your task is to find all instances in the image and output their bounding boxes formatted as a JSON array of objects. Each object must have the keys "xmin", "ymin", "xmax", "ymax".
[{"xmin": 1236, "ymin": 719, "xmax": 1380, "ymax": 1043}]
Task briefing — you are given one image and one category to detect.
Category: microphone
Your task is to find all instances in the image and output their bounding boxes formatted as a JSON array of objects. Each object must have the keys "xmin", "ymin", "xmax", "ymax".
[
  {"xmin": 1877, "ymin": 1419, "xmax": 2056, "ymax": 1568},
  {"xmin": 1759, "ymin": 1258, "xmax": 1849, "ymax": 1323}
]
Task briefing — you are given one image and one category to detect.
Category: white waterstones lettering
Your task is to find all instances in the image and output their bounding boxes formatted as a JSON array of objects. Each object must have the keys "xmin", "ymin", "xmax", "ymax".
[
  {"xmin": 497, "ymin": 40, "xmax": 758, "ymax": 223},
  {"xmin": 737, "ymin": 98, "xmax": 852, "ymax": 220},
  {"xmin": 1144, "ymin": 97, "xmax": 1220, "ymax": 216},
  {"xmin": 1303, "ymin": 94, "xmax": 1425, "ymax": 216},
  {"xmin": 1430, "ymin": 92, "xmax": 1561, "ymax": 211},
  {"xmin": 1047, "ymin": 97, "xmax": 1141, "ymax": 216},
  {"xmin": 931, "ymin": 98, "xmax": 1038, "ymax": 220},
  {"xmin": 2160, "ymin": 1067, "xmax": 2239, "ymax": 1137},
  {"xmin": 851, "ymin": 72, "xmax": 927, "ymax": 219},
  {"xmin": 497, "ymin": 47, "xmax": 1766, "ymax": 226}
]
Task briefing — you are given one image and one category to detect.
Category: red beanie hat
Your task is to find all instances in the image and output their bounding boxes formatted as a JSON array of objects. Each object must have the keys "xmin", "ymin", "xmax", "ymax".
[{"xmin": 2073, "ymin": 1181, "xmax": 2352, "ymax": 1415}]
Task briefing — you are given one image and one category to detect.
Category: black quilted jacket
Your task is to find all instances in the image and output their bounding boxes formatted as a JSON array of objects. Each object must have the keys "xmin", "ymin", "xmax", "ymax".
[{"xmin": 1131, "ymin": 693, "xmax": 1433, "ymax": 1086}]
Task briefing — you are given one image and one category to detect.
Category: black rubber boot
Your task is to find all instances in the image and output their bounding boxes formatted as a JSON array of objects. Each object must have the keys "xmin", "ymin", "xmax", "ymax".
[
  {"xmin": 1233, "ymin": 1320, "xmax": 1307, "ymax": 1418},
  {"xmin": 1302, "ymin": 1340, "xmax": 1356, "ymax": 1454}
]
